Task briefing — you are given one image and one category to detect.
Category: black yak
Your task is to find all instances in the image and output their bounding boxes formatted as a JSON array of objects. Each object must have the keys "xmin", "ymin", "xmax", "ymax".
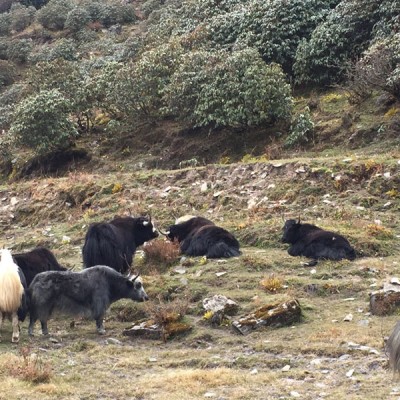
[
  {"xmin": 281, "ymin": 219, "xmax": 356, "ymax": 261},
  {"xmin": 13, "ymin": 246, "xmax": 66, "ymax": 287},
  {"xmin": 28, "ymin": 266, "xmax": 148, "ymax": 336},
  {"xmin": 163, "ymin": 215, "xmax": 241, "ymax": 258},
  {"xmin": 0, "ymin": 249, "xmax": 28, "ymax": 343},
  {"xmin": 82, "ymin": 216, "xmax": 159, "ymax": 274}
]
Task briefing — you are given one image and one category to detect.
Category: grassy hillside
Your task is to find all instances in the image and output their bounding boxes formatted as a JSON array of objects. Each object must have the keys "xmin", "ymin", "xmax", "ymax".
[{"xmin": 0, "ymin": 129, "xmax": 399, "ymax": 398}]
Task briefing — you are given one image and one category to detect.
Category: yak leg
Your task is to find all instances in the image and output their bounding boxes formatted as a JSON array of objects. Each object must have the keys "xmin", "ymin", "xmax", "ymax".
[
  {"xmin": 40, "ymin": 320, "xmax": 49, "ymax": 336},
  {"xmin": 12, "ymin": 312, "xmax": 20, "ymax": 343},
  {"xmin": 96, "ymin": 317, "xmax": 106, "ymax": 335}
]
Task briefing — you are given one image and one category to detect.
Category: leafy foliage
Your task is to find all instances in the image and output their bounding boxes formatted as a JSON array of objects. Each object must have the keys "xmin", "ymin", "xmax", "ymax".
[
  {"xmin": 35, "ymin": 0, "xmax": 74, "ymax": 30},
  {"xmin": 165, "ymin": 48, "xmax": 293, "ymax": 128},
  {"xmin": 9, "ymin": 89, "xmax": 78, "ymax": 154},
  {"xmin": 7, "ymin": 39, "xmax": 33, "ymax": 64},
  {"xmin": 285, "ymin": 107, "xmax": 314, "ymax": 147},
  {"xmin": 64, "ymin": 7, "xmax": 90, "ymax": 33},
  {"xmin": 9, "ymin": 3, "xmax": 36, "ymax": 32},
  {"xmin": 294, "ymin": 0, "xmax": 381, "ymax": 85}
]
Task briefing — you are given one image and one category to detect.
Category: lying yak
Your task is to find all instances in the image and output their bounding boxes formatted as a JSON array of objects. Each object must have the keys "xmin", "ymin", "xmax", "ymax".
[
  {"xmin": 162, "ymin": 215, "xmax": 241, "ymax": 258},
  {"xmin": 0, "ymin": 249, "xmax": 28, "ymax": 343},
  {"xmin": 281, "ymin": 219, "xmax": 356, "ymax": 261},
  {"xmin": 28, "ymin": 266, "xmax": 148, "ymax": 336},
  {"xmin": 82, "ymin": 216, "xmax": 159, "ymax": 274},
  {"xmin": 13, "ymin": 246, "xmax": 66, "ymax": 287}
]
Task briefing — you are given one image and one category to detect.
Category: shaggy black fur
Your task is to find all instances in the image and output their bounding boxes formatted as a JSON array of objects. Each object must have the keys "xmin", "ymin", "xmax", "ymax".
[
  {"xmin": 82, "ymin": 216, "xmax": 159, "ymax": 274},
  {"xmin": 166, "ymin": 216, "xmax": 241, "ymax": 258},
  {"xmin": 281, "ymin": 219, "xmax": 356, "ymax": 261},
  {"xmin": 13, "ymin": 247, "xmax": 66, "ymax": 287},
  {"xmin": 28, "ymin": 266, "xmax": 148, "ymax": 335}
]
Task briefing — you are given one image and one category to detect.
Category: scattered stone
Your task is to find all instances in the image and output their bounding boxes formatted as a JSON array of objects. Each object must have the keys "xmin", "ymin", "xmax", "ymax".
[
  {"xmin": 106, "ymin": 338, "xmax": 123, "ymax": 345},
  {"xmin": 232, "ymin": 299, "xmax": 301, "ymax": 335},
  {"xmin": 346, "ymin": 369, "xmax": 355, "ymax": 377},
  {"xmin": 250, "ymin": 368, "xmax": 258, "ymax": 375},
  {"xmin": 49, "ymin": 337, "xmax": 59, "ymax": 343},
  {"xmin": 204, "ymin": 392, "xmax": 217, "ymax": 398},
  {"xmin": 215, "ymin": 271, "xmax": 227, "ymax": 277},
  {"xmin": 148, "ymin": 357, "xmax": 157, "ymax": 362},
  {"xmin": 173, "ymin": 267, "xmax": 187, "ymax": 275},
  {"xmin": 343, "ymin": 298, "xmax": 355, "ymax": 301},
  {"xmin": 290, "ymin": 391, "xmax": 301, "ymax": 398},
  {"xmin": 203, "ymin": 295, "xmax": 239, "ymax": 316},
  {"xmin": 200, "ymin": 182, "xmax": 208, "ymax": 192},
  {"xmin": 343, "ymin": 313, "xmax": 353, "ymax": 322},
  {"xmin": 282, "ymin": 364, "xmax": 291, "ymax": 372}
]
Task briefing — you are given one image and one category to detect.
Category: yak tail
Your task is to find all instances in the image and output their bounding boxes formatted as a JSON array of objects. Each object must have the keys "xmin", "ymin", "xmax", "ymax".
[
  {"xmin": 206, "ymin": 242, "xmax": 241, "ymax": 259},
  {"xmin": 82, "ymin": 224, "xmax": 121, "ymax": 269},
  {"xmin": 387, "ymin": 321, "xmax": 400, "ymax": 372}
]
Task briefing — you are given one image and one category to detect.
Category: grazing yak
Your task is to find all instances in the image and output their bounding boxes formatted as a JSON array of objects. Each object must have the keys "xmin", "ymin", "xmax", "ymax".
[
  {"xmin": 0, "ymin": 249, "xmax": 28, "ymax": 343},
  {"xmin": 13, "ymin": 246, "xmax": 66, "ymax": 287},
  {"xmin": 82, "ymin": 216, "xmax": 159, "ymax": 274},
  {"xmin": 281, "ymin": 219, "xmax": 356, "ymax": 261},
  {"xmin": 28, "ymin": 265, "xmax": 148, "ymax": 336},
  {"xmin": 163, "ymin": 215, "xmax": 241, "ymax": 258}
]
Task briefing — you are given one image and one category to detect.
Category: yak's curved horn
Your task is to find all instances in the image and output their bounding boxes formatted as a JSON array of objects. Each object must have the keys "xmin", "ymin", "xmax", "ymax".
[
  {"xmin": 158, "ymin": 229, "xmax": 170, "ymax": 237},
  {"xmin": 130, "ymin": 273, "xmax": 140, "ymax": 282}
]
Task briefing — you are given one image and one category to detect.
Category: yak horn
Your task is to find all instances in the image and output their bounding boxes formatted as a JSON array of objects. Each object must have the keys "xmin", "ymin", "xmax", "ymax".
[
  {"xmin": 158, "ymin": 229, "xmax": 170, "ymax": 237},
  {"xmin": 130, "ymin": 273, "xmax": 140, "ymax": 282}
]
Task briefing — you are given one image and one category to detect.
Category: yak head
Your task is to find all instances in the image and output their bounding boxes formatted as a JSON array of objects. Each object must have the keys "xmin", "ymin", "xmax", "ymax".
[
  {"xmin": 281, "ymin": 218, "xmax": 301, "ymax": 244},
  {"xmin": 134, "ymin": 216, "xmax": 159, "ymax": 243},
  {"xmin": 127, "ymin": 274, "xmax": 148, "ymax": 302}
]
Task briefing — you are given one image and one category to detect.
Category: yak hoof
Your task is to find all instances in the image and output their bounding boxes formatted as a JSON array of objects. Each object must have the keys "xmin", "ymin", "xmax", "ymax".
[
  {"xmin": 12, "ymin": 336, "xmax": 19, "ymax": 343},
  {"xmin": 97, "ymin": 328, "xmax": 106, "ymax": 335}
]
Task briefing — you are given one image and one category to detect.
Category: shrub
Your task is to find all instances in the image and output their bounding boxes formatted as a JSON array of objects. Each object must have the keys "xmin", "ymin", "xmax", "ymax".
[
  {"xmin": 0, "ymin": 12, "xmax": 11, "ymax": 35},
  {"xmin": 206, "ymin": 0, "xmax": 339, "ymax": 74},
  {"xmin": 106, "ymin": 39, "xmax": 184, "ymax": 119},
  {"xmin": 294, "ymin": 0, "xmax": 381, "ymax": 85},
  {"xmin": 165, "ymin": 48, "xmax": 293, "ymax": 128},
  {"xmin": 64, "ymin": 7, "xmax": 90, "ymax": 33},
  {"xmin": 7, "ymin": 39, "xmax": 33, "ymax": 64},
  {"xmin": 9, "ymin": 3, "xmax": 36, "ymax": 32},
  {"xmin": 0, "ymin": 59, "xmax": 15, "ymax": 86},
  {"xmin": 373, "ymin": 0, "xmax": 400, "ymax": 38},
  {"xmin": 285, "ymin": 107, "xmax": 314, "ymax": 147},
  {"xmin": 36, "ymin": 0, "xmax": 74, "ymax": 30},
  {"xmin": 142, "ymin": 240, "xmax": 181, "ymax": 273},
  {"xmin": 9, "ymin": 347, "xmax": 52, "ymax": 384},
  {"xmin": 0, "ymin": 84, "xmax": 28, "ymax": 131},
  {"xmin": 345, "ymin": 33, "xmax": 400, "ymax": 102},
  {"xmin": 10, "ymin": 89, "xmax": 78, "ymax": 154}
]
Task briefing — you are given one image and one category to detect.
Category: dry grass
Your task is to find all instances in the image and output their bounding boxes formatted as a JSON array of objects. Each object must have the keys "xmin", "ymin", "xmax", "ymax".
[
  {"xmin": 142, "ymin": 239, "xmax": 181, "ymax": 273},
  {"xmin": 5, "ymin": 347, "xmax": 52, "ymax": 384}
]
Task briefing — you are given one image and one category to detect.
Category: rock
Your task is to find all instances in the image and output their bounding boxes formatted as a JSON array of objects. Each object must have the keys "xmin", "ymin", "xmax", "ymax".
[
  {"xmin": 282, "ymin": 365, "xmax": 291, "ymax": 372},
  {"xmin": 203, "ymin": 294, "xmax": 239, "ymax": 316},
  {"xmin": 343, "ymin": 313, "xmax": 353, "ymax": 322},
  {"xmin": 232, "ymin": 299, "xmax": 301, "ymax": 335}
]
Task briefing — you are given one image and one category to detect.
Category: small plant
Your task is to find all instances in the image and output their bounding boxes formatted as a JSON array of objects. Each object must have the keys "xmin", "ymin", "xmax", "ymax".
[
  {"xmin": 9, "ymin": 347, "xmax": 52, "ymax": 384},
  {"xmin": 142, "ymin": 239, "xmax": 180, "ymax": 273},
  {"xmin": 144, "ymin": 294, "xmax": 190, "ymax": 342},
  {"xmin": 111, "ymin": 182, "xmax": 123, "ymax": 194},
  {"xmin": 285, "ymin": 107, "xmax": 314, "ymax": 148},
  {"xmin": 260, "ymin": 274, "xmax": 284, "ymax": 293},
  {"xmin": 367, "ymin": 224, "xmax": 394, "ymax": 239},
  {"xmin": 386, "ymin": 188, "xmax": 399, "ymax": 198}
]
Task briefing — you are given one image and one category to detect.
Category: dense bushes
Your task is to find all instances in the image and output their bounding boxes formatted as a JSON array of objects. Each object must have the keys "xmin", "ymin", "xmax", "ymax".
[
  {"xmin": 293, "ymin": 0, "xmax": 381, "ymax": 85},
  {"xmin": 164, "ymin": 48, "xmax": 293, "ymax": 127},
  {"xmin": 9, "ymin": 89, "xmax": 78, "ymax": 154}
]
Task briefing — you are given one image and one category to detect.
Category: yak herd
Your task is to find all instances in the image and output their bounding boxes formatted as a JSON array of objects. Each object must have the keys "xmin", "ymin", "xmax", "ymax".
[{"xmin": 8, "ymin": 213, "xmax": 400, "ymax": 371}]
